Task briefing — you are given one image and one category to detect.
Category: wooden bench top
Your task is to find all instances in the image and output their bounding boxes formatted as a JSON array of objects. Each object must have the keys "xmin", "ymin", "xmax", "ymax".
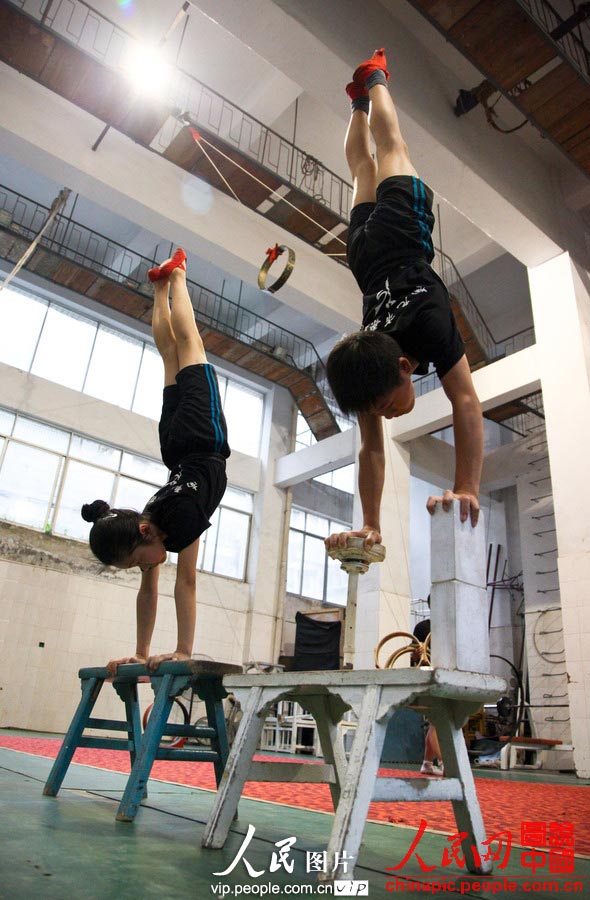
[{"xmin": 501, "ymin": 736, "xmax": 563, "ymax": 747}]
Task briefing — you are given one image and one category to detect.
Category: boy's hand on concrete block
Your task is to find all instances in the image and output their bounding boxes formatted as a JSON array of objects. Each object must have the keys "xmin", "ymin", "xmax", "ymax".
[
  {"xmin": 106, "ymin": 654, "xmax": 147, "ymax": 677},
  {"xmin": 146, "ymin": 650, "xmax": 191, "ymax": 671},
  {"xmin": 426, "ymin": 489, "xmax": 480, "ymax": 526},
  {"xmin": 324, "ymin": 525, "xmax": 382, "ymax": 551}
]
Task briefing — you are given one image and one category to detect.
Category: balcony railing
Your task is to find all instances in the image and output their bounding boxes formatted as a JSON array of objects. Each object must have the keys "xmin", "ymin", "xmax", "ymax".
[
  {"xmin": 0, "ymin": 183, "xmax": 348, "ymax": 425},
  {"xmin": 6, "ymin": 0, "xmax": 536, "ymax": 405},
  {"xmin": 9, "ymin": 0, "xmax": 353, "ymax": 220},
  {"xmin": 514, "ymin": 0, "xmax": 590, "ymax": 84},
  {"xmin": 432, "ymin": 248, "xmax": 497, "ymax": 361},
  {"xmin": 413, "ymin": 325, "xmax": 536, "ymax": 398}
]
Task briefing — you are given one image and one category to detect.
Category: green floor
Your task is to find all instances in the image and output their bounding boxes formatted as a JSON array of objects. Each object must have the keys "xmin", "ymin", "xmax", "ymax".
[{"xmin": 0, "ymin": 741, "xmax": 588, "ymax": 899}]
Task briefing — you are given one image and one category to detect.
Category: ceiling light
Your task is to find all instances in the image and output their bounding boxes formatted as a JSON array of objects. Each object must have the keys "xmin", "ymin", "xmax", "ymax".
[{"xmin": 123, "ymin": 43, "xmax": 171, "ymax": 98}]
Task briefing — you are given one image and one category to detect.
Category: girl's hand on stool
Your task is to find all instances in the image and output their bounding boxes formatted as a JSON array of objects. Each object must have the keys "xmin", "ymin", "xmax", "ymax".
[
  {"xmin": 146, "ymin": 650, "xmax": 191, "ymax": 671},
  {"xmin": 106, "ymin": 654, "xmax": 147, "ymax": 677}
]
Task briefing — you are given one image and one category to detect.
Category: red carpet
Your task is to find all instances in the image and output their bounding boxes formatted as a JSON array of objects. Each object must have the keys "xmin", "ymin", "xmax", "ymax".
[{"xmin": 2, "ymin": 735, "xmax": 588, "ymax": 856}]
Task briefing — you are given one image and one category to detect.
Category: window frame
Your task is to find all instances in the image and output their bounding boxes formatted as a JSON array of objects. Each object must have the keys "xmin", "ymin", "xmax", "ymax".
[
  {"xmin": 287, "ymin": 505, "xmax": 351, "ymax": 604},
  {"xmin": 0, "ymin": 407, "xmax": 254, "ymax": 580}
]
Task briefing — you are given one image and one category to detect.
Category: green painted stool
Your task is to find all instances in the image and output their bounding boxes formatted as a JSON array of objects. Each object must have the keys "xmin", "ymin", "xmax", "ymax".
[{"xmin": 43, "ymin": 660, "xmax": 242, "ymax": 822}]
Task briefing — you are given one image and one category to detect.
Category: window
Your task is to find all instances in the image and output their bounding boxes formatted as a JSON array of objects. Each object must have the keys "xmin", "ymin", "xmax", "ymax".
[
  {"xmin": 0, "ymin": 284, "xmax": 266, "ymax": 460},
  {"xmin": 0, "ymin": 410, "xmax": 160, "ymax": 539},
  {"xmin": 114, "ymin": 476, "xmax": 157, "ymax": 512},
  {"xmin": 0, "ymin": 410, "xmax": 15, "ymax": 436},
  {"xmin": 314, "ymin": 464, "xmax": 355, "ymax": 494},
  {"xmin": 132, "ymin": 345, "xmax": 164, "ymax": 420},
  {"xmin": 0, "ymin": 443, "xmax": 62, "ymax": 530},
  {"xmin": 83, "ymin": 325, "xmax": 143, "ymax": 407},
  {"xmin": 295, "ymin": 413, "xmax": 355, "ymax": 495},
  {"xmin": 13, "ymin": 417, "xmax": 70, "ymax": 453},
  {"xmin": 0, "ymin": 287, "xmax": 47, "ymax": 370},
  {"xmin": 295, "ymin": 412, "xmax": 315, "ymax": 451},
  {"xmin": 54, "ymin": 460, "xmax": 115, "ymax": 540},
  {"xmin": 31, "ymin": 305, "xmax": 97, "ymax": 390},
  {"xmin": 197, "ymin": 486, "xmax": 252, "ymax": 580},
  {"xmin": 218, "ymin": 376, "xmax": 264, "ymax": 457},
  {"xmin": 0, "ymin": 407, "xmax": 253, "ymax": 580},
  {"xmin": 287, "ymin": 507, "xmax": 349, "ymax": 605}
]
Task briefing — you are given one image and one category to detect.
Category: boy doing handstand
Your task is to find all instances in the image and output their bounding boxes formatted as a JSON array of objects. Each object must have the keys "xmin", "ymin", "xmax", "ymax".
[
  {"xmin": 82, "ymin": 250, "xmax": 230, "ymax": 674},
  {"xmin": 326, "ymin": 49, "xmax": 483, "ymax": 553}
]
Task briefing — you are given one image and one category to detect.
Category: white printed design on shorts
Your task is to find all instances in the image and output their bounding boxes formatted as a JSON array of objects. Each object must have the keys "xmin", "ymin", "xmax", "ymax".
[
  {"xmin": 376, "ymin": 277, "xmax": 391, "ymax": 307},
  {"xmin": 363, "ymin": 280, "xmax": 428, "ymax": 333}
]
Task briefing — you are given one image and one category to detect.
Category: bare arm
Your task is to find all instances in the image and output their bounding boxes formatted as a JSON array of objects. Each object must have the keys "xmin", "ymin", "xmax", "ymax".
[
  {"xmin": 106, "ymin": 566, "xmax": 159, "ymax": 676},
  {"xmin": 325, "ymin": 412, "xmax": 384, "ymax": 550},
  {"xmin": 147, "ymin": 539, "xmax": 198, "ymax": 670},
  {"xmin": 427, "ymin": 355, "xmax": 483, "ymax": 525},
  {"xmin": 136, "ymin": 566, "xmax": 160, "ymax": 658}
]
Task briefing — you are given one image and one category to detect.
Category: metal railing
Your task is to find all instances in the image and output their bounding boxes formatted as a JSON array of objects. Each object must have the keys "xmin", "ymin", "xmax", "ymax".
[
  {"xmin": 413, "ymin": 325, "xmax": 536, "ymax": 398},
  {"xmin": 6, "ymin": 0, "xmax": 536, "ymax": 407},
  {"xmin": 9, "ymin": 0, "xmax": 515, "ymax": 353},
  {"xmin": 432, "ymin": 248, "xmax": 497, "ymax": 360},
  {"xmin": 9, "ymin": 0, "xmax": 353, "ymax": 220},
  {"xmin": 0, "ymin": 184, "xmax": 347, "ymax": 426},
  {"xmin": 514, "ymin": 0, "xmax": 590, "ymax": 84},
  {"xmin": 503, "ymin": 390, "xmax": 545, "ymax": 438}
]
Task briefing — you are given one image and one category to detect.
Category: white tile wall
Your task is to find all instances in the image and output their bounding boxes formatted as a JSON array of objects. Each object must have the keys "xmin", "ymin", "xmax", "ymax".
[{"xmin": 0, "ymin": 559, "xmax": 249, "ymax": 734}]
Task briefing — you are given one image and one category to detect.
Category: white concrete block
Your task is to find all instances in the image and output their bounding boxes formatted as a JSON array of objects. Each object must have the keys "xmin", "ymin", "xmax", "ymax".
[
  {"xmin": 430, "ymin": 581, "xmax": 490, "ymax": 673},
  {"xmin": 430, "ymin": 501, "xmax": 486, "ymax": 588}
]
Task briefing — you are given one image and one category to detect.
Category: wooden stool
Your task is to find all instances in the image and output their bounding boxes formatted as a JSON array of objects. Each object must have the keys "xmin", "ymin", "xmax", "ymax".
[
  {"xmin": 202, "ymin": 667, "xmax": 506, "ymax": 881},
  {"xmin": 500, "ymin": 736, "xmax": 565, "ymax": 770},
  {"xmin": 43, "ymin": 659, "xmax": 241, "ymax": 821}
]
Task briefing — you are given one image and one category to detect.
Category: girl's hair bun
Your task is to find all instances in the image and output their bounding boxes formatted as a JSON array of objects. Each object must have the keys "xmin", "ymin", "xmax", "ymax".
[{"xmin": 81, "ymin": 499, "xmax": 111, "ymax": 524}]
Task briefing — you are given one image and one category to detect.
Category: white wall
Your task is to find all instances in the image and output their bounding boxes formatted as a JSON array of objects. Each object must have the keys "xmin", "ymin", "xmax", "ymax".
[{"xmin": 0, "ymin": 554, "xmax": 249, "ymax": 733}]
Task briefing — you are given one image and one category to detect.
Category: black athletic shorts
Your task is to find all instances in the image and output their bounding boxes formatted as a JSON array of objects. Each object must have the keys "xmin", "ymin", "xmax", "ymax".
[
  {"xmin": 347, "ymin": 175, "xmax": 435, "ymax": 296},
  {"xmin": 159, "ymin": 363, "xmax": 230, "ymax": 471}
]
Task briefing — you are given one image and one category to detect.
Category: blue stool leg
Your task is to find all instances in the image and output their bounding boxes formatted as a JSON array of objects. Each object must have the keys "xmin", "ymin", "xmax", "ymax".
[
  {"xmin": 113, "ymin": 679, "xmax": 147, "ymax": 799},
  {"xmin": 204, "ymin": 691, "xmax": 229, "ymax": 787},
  {"xmin": 116, "ymin": 674, "xmax": 175, "ymax": 822},
  {"xmin": 43, "ymin": 676, "xmax": 103, "ymax": 797}
]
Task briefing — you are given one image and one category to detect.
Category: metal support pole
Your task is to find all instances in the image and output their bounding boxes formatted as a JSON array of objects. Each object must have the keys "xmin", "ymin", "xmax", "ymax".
[{"xmin": 0, "ymin": 188, "xmax": 71, "ymax": 292}]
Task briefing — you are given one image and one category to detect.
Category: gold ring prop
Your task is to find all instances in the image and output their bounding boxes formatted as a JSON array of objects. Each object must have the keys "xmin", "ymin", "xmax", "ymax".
[
  {"xmin": 374, "ymin": 632, "xmax": 431, "ymax": 669},
  {"xmin": 258, "ymin": 243, "xmax": 295, "ymax": 293}
]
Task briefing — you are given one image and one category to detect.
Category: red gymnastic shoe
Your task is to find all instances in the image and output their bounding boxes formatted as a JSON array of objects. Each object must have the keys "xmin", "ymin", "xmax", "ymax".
[
  {"xmin": 353, "ymin": 48, "xmax": 390, "ymax": 87},
  {"xmin": 148, "ymin": 248, "xmax": 187, "ymax": 283},
  {"xmin": 346, "ymin": 81, "xmax": 369, "ymax": 102}
]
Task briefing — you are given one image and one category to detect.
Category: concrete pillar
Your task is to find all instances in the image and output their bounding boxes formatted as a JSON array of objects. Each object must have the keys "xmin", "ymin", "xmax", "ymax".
[
  {"xmin": 353, "ymin": 428, "xmax": 412, "ymax": 668},
  {"xmin": 515, "ymin": 460, "xmax": 573, "ymax": 769},
  {"xmin": 242, "ymin": 385, "xmax": 293, "ymax": 664},
  {"xmin": 430, "ymin": 501, "xmax": 489, "ymax": 673},
  {"xmin": 528, "ymin": 252, "xmax": 590, "ymax": 778}
]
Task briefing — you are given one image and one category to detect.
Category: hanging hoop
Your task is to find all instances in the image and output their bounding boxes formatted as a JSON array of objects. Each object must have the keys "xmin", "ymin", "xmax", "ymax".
[
  {"xmin": 258, "ymin": 243, "xmax": 295, "ymax": 293},
  {"xmin": 374, "ymin": 632, "xmax": 431, "ymax": 669}
]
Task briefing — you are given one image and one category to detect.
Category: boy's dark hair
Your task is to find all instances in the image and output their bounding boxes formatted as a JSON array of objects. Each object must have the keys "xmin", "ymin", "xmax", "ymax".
[
  {"xmin": 81, "ymin": 500, "xmax": 145, "ymax": 566},
  {"xmin": 326, "ymin": 330, "xmax": 404, "ymax": 415}
]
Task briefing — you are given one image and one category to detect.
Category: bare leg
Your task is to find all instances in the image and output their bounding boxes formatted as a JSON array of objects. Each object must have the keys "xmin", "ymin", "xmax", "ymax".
[
  {"xmin": 368, "ymin": 83, "xmax": 418, "ymax": 182},
  {"xmin": 345, "ymin": 110, "xmax": 377, "ymax": 207},
  {"xmin": 424, "ymin": 724, "xmax": 442, "ymax": 764},
  {"xmin": 168, "ymin": 268, "xmax": 207, "ymax": 371},
  {"xmin": 152, "ymin": 280, "xmax": 179, "ymax": 386}
]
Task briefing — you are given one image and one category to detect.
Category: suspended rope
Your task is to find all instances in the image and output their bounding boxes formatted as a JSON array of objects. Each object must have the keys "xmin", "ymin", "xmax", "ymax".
[
  {"xmin": 482, "ymin": 100, "xmax": 528, "ymax": 135},
  {"xmin": 188, "ymin": 128, "xmax": 241, "ymax": 203},
  {"xmin": 176, "ymin": 112, "xmax": 348, "ymax": 249},
  {"xmin": 257, "ymin": 243, "xmax": 295, "ymax": 293}
]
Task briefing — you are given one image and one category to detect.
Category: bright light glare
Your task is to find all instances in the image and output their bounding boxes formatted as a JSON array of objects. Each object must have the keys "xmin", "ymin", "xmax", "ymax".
[{"xmin": 123, "ymin": 43, "xmax": 171, "ymax": 97}]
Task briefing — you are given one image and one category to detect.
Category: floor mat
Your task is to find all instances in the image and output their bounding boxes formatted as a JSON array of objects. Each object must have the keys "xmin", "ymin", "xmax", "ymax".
[{"xmin": 2, "ymin": 735, "xmax": 588, "ymax": 855}]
